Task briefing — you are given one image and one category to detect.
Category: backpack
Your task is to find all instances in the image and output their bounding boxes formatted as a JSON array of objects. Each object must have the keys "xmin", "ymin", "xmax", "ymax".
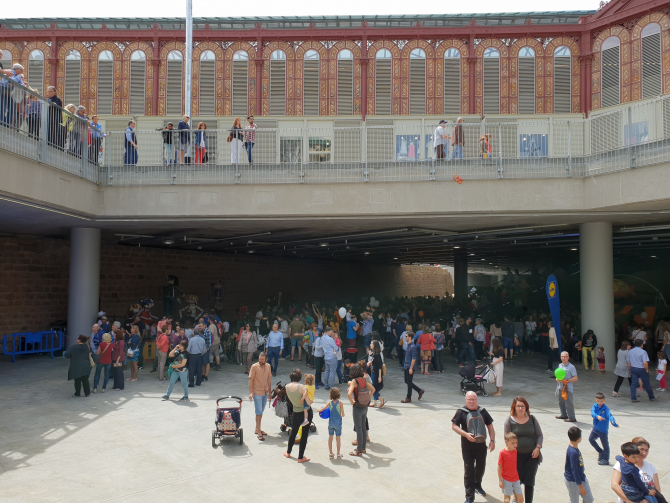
[
  {"xmin": 354, "ymin": 378, "xmax": 371, "ymax": 409},
  {"xmin": 459, "ymin": 407, "xmax": 488, "ymax": 443},
  {"xmin": 434, "ymin": 332, "xmax": 446, "ymax": 346}
]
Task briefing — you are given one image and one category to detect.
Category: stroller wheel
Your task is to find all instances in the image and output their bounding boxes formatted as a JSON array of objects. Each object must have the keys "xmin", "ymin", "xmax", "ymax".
[
  {"xmin": 309, "ymin": 424, "xmax": 316, "ymax": 432},
  {"xmin": 239, "ymin": 428, "xmax": 243, "ymax": 445},
  {"xmin": 211, "ymin": 430, "xmax": 218, "ymax": 449},
  {"xmin": 280, "ymin": 424, "xmax": 287, "ymax": 432}
]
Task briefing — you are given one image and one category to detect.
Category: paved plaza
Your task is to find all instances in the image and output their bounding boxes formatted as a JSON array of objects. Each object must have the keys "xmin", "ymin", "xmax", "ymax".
[{"xmin": 0, "ymin": 353, "xmax": 667, "ymax": 503}]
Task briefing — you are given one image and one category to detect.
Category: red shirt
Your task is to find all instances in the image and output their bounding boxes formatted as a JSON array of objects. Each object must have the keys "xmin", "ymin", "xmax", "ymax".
[
  {"xmin": 98, "ymin": 342, "xmax": 113, "ymax": 365},
  {"xmin": 156, "ymin": 333, "xmax": 170, "ymax": 353},
  {"xmin": 498, "ymin": 448, "xmax": 519, "ymax": 482}
]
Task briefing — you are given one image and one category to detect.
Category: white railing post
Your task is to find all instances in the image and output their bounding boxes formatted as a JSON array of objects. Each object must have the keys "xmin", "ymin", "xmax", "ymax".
[
  {"xmin": 567, "ymin": 120, "xmax": 572, "ymax": 177},
  {"xmin": 498, "ymin": 124, "xmax": 503, "ymax": 178},
  {"xmin": 627, "ymin": 106, "xmax": 636, "ymax": 168},
  {"xmin": 38, "ymin": 98, "xmax": 49, "ymax": 163}
]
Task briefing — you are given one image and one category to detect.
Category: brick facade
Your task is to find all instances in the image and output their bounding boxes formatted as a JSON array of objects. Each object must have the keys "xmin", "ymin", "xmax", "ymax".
[{"xmin": 0, "ymin": 236, "xmax": 453, "ymax": 336}]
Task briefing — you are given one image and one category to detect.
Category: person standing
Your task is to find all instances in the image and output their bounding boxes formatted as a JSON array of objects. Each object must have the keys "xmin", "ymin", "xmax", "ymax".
[
  {"xmin": 474, "ymin": 318, "xmax": 486, "ymax": 361},
  {"xmin": 452, "ymin": 391, "xmax": 496, "ymax": 503},
  {"xmin": 126, "ymin": 325, "xmax": 141, "ymax": 381},
  {"xmin": 200, "ymin": 321, "xmax": 212, "ymax": 381},
  {"xmin": 321, "ymin": 327, "xmax": 339, "ymax": 390},
  {"xmin": 582, "ymin": 330, "xmax": 598, "ymax": 371},
  {"xmin": 451, "ymin": 117, "xmax": 465, "ymax": 159},
  {"xmin": 433, "ymin": 119, "xmax": 450, "ymax": 160},
  {"xmin": 289, "ymin": 313, "xmax": 306, "ymax": 362},
  {"xmin": 89, "ymin": 323, "xmax": 103, "ymax": 357},
  {"xmin": 556, "ymin": 351, "xmax": 579, "ymax": 422},
  {"xmin": 504, "ymin": 397, "xmax": 543, "ymax": 503},
  {"xmin": 312, "ymin": 328, "xmax": 324, "ymax": 386},
  {"xmin": 155, "ymin": 326, "xmax": 170, "ymax": 381},
  {"xmin": 360, "ymin": 311, "xmax": 374, "ymax": 350},
  {"xmin": 162, "ymin": 122, "xmax": 174, "ymax": 164},
  {"xmin": 162, "ymin": 340, "xmax": 189, "ymax": 401},
  {"xmin": 489, "ymin": 338, "xmax": 505, "ymax": 396},
  {"xmin": 64, "ymin": 335, "xmax": 93, "ymax": 397},
  {"xmin": 111, "ymin": 334, "xmax": 126, "ymax": 391},
  {"xmin": 124, "ymin": 120, "xmax": 138, "ymax": 165},
  {"xmin": 248, "ymin": 352, "xmax": 272, "ymax": 441},
  {"xmin": 345, "ymin": 314, "xmax": 359, "ymax": 360},
  {"xmin": 627, "ymin": 339, "xmax": 658, "ymax": 402},
  {"xmin": 283, "ymin": 369, "xmax": 313, "ymax": 463},
  {"xmin": 208, "ymin": 316, "xmax": 221, "ymax": 371},
  {"xmin": 547, "ymin": 321, "xmax": 560, "ymax": 373},
  {"xmin": 194, "ymin": 122, "xmax": 207, "ymax": 164},
  {"xmin": 347, "ymin": 363, "xmax": 376, "ymax": 456},
  {"xmin": 177, "ymin": 115, "xmax": 190, "ymax": 164},
  {"xmin": 46, "ymin": 86, "xmax": 63, "ymax": 148},
  {"xmin": 92, "ymin": 333, "xmax": 113, "ymax": 392},
  {"xmin": 186, "ymin": 328, "xmax": 205, "ymax": 387},
  {"xmin": 564, "ymin": 427, "xmax": 594, "ymax": 503},
  {"xmin": 589, "ymin": 392, "xmax": 619, "ymax": 466},
  {"xmin": 243, "ymin": 115, "xmax": 257, "ymax": 164},
  {"xmin": 266, "ymin": 322, "xmax": 283, "ymax": 377},
  {"xmin": 229, "ymin": 117, "xmax": 244, "ymax": 164},
  {"xmin": 501, "ymin": 316, "xmax": 515, "ymax": 360},
  {"xmin": 457, "ymin": 317, "xmax": 475, "ymax": 367},
  {"xmin": 401, "ymin": 332, "xmax": 424, "ymax": 403},
  {"xmin": 514, "ymin": 316, "xmax": 526, "ymax": 354},
  {"xmin": 240, "ymin": 324, "xmax": 258, "ymax": 375},
  {"xmin": 89, "ymin": 115, "xmax": 107, "ymax": 164},
  {"xmin": 368, "ymin": 340, "xmax": 385, "ymax": 408},
  {"xmin": 613, "ymin": 341, "xmax": 631, "ymax": 397}
]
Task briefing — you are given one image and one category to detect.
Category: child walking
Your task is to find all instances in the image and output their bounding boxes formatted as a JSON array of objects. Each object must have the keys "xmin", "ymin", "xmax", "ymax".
[
  {"xmin": 302, "ymin": 374, "xmax": 315, "ymax": 426},
  {"xmin": 615, "ymin": 442, "xmax": 666, "ymax": 503},
  {"xmin": 657, "ymin": 351, "xmax": 666, "ymax": 392},
  {"xmin": 498, "ymin": 432, "xmax": 524, "ymax": 503},
  {"xmin": 589, "ymin": 392, "xmax": 619, "ymax": 465},
  {"xmin": 596, "ymin": 347, "xmax": 606, "ymax": 374},
  {"xmin": 317, "ymin": 387, "xmax": 344, "ymax": 459},
  {"xmin": 564, "ymin": 427, "xmax": 595, "ymax": 503}
]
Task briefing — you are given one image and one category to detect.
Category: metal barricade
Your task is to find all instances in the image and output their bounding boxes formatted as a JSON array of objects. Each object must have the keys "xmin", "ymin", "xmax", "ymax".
[{"xmin": 3, "ymin": 330, "xmax": 64, "ymax": 362}]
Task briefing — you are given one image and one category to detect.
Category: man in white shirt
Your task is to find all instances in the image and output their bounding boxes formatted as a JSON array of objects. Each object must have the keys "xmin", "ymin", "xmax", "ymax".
[
  {"xmin": 547, "ymin": 321, "xmax": 560, "ymax": 373},
  {"xmin": 433, "ymin": 120, "xmax": 450, "ymax": 160}
]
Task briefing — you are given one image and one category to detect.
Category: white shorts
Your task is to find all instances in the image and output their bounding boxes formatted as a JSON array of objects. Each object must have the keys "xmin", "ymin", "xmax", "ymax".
[{"xmin": 502, "ymin": 479, "xmax": 522, "ymax": 496}]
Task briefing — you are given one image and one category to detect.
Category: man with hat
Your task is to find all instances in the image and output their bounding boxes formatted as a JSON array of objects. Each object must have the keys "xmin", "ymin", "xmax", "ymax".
[{"xmin": 433, "ymin": 119, "xmax": 450, "ymax": 160}]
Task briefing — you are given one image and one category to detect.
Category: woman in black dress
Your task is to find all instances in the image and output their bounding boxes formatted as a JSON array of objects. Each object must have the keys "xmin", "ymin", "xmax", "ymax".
[
  {"xmin": 367, "ymin": 340, "xmax": 385, "ymax": 408},
  {"xmin": 64, "ymin": 334, "xmax": 93, "ymax": 397}
]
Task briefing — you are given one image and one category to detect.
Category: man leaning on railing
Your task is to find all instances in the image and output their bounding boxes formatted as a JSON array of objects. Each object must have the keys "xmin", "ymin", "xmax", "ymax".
[
  {"xmin": 124, "ymin": 120, "xmax": 138, "ymax": 165},
  {"xmin": 0, "ymin": 64, "xmax": 30, "ymax": 128},
  {"xmin": 89, "ymin": 115, "xmax": 108, "ymax": 165},
  {"xmin": 46, "ymin": 86, "xmax": 64, "ymax": 148}
]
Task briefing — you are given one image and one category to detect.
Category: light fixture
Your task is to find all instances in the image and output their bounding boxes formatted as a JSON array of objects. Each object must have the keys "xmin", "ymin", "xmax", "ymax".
[
  {"xmin": 571, "ymin": 248, "xmax": 578, "ymax": 251},
  {"xmin": 248, "ymin": 250, "xmax": 255, "ymax": 254},
  {"xmin": 320, "ymin": 243, "xmax": 328, "ymax": 247},
  {"xmin": 470, "ymin": 253, "xmax": 475, "ymax": 256},
  {"xmin": 454, "ymin": 246, "xmax": 460, "ymax": 249},
  {"xmin": 364, "ymin": 251, "xmax": 370, "ymax": 255},
  {"xmin": 651, "ymin": 255, "xmax": 657, "ymax": 258},
  {"xmin": 163, "ymin": 239, "xmax": 174, "ymax": 245},
  {"xmin": 198, "ymin": 246, "xmax": 202, "ymax": 250},
  {"xmin": 394, "ymin": 257, "xmax": 398, "ymax": 260},
  {"xmin": 481, "ymin": 258, "xmax": 485, "ymax": 261}
]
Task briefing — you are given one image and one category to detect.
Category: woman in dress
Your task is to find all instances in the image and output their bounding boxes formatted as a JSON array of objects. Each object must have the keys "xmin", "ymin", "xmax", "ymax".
[
  {"xmin": 283, "ymin": 368, "xmax": 313, "ymax": 463},
  {"xmin": 126, "ymin": 325, "xmax": 141, "ymax": 381},
  {"xmin": 503, "ymin": 396, "xmax": 543, "ymax": 503},
  {"xmin": 489, "ymin": 337, "xmax": 505, "ymax": 396},
  {"xmin": 613, "ymin": 340, "xmax": 632, "ymax": 397},
  {"xmin": 64, "ymin": 334, "xmax": 92, "ymax": 397},
  {"xmin": 239, "ymin": 323, "xmax": 258, "ymax": 375},
  {"xmin": 194, "ymin": 122, "xmax": 207, "ymax": 164},
  {"xmin": 229, "ymin": 117, "xmax": 244, "ymax": 164}
]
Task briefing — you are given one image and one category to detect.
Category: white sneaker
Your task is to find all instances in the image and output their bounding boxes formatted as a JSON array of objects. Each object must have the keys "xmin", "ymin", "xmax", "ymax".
[{"xmin": 301, "ymin": 419, "xmax": 309, "ymax": 427}]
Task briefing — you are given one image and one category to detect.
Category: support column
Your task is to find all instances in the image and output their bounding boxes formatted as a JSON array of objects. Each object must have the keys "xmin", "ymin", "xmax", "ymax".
[
  {"xmin": 67, "ymin": 228, "xmax": 101, "ymax": 347},
  {"xmin": 454, "ymin": 251, "xmax": 468, "ymax": 299},
  {"xmin": 580, "ymin": 222, "xmax": 615, "ymax": 369}
]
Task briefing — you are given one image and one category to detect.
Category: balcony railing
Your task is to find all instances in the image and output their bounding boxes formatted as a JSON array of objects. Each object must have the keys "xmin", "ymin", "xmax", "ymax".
[{"xmin": 1, "ymin": 74, "xmax": 669, "ymax": 186}]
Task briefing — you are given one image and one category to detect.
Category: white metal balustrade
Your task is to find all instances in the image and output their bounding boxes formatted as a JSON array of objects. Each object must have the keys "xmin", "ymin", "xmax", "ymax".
[{"xmin": 1, "ymin": 74, "xmax": 669, "ymax": 186}]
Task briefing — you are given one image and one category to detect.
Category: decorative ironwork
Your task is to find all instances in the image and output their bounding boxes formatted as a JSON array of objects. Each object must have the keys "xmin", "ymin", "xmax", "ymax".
[
  {"xmin": 367, "ymin": 40, "xmax": 375, "ymax": 50},
  {"xmin": 320, "ymin": 40, "xmax": 340, "ymax": 49},
  {"xmin": 536, "ymin": 37, "xmax": 554, "ymax": 49},
  {"xmin": 392, "ymin": 39, "xmax": 409, "ymax": 50},
  {"xmin": 80, "ymin": 41, "xmax": 98, "ymax": 49},
  {"xmin": 220, "ymin": 41, "xmax": 233, "ymax": 51},
  {"xmin": 620, "ymin": 17, "xmax": 642, "ymax": 31},
  {"xmin": 249, "ymin": 41, "xmax": 258, "ymax": 49},
  {"xmin": 426, "ymin": 39, "xmax": 445, "ymax": 50}
]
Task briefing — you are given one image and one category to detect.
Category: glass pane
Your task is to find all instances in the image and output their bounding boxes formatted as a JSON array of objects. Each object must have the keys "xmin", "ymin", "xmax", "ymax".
[
  {"xmin": 131, "ymin": 50, "xmax": 146, "ymax": 61},
  {"xmin": 200, "ymin": 50, "xmax": 215, "ymax": 61},
  {"xmin": 338, "ymin": 49, "xmax": 352, "ymax": 60},
  {"xmin": 308, "ymin": 136, "xmax": 331, "ymax": 162},
  {"xmin": 280, "ymin": 137, "xmax": 302, "ymax": 163},
  {"xmin": 304, "ymin": 50, "xmax": 319, "ymax": 60}
]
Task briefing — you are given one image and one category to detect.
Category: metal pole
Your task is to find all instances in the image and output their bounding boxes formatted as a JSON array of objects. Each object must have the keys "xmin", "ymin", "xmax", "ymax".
[
  {"xmin": 567, "ymin": 120, "xmax": 572, "ymax": 177},
  {"xmin": 185, "ymin": 0, "xmax": 193, "ymax": 118},
  {"xmin": 498, "ymin": 124, "xmax": 503, "ymax": 178},
  {"xmin": 627, "ymin": 106, "xmax": 636, "ymax": 168}
]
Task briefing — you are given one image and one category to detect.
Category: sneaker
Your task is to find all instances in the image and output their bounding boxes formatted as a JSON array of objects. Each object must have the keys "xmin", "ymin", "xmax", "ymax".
[
  {"xmin": 162, "ymin": 395, "xmax": 170, "ymax": 400},
  {"xmin": 315, "ymin": 384, "xmax": 319, "ymax": 389},
  {"xmin": 612, "ymin": 392, "xmax": 619, "ymax": 397},
  {"xmin": 631, "ymin": 399, "xmax": 640, "ymax": 403},
  {"xmin": 138, "ymin": 366, "xmax": 144, "ymax": 370},
  {"xmin": 474, "ymin": 485, "xmax": 487, "ymax": 496},
  {"xmin": 92, "ymin": 388, "xmax": 97, "ymax": 393},
  {"xmin": 546, "ymin": 369, "xmax": 553, "ymax": 372},
  {"xmin": 598, "ymin": 459, "xmax": 609, "ymax": 465},
  {"xmin": 649, "ymin": 396, "xmax": 659, "ymax": 401},
  {"xmin": 301, "ymin": 419, "xmax": 309, "ymax": 427},
  {"xmin": 324, "ymin": 387, "xmax": 330, "ymax": 390},
  {"xmin": 180, "ymin": 396, "xmax": 189, "ymax": 401},
  {"xmin": 150, "ymin": 369, "xmax": 157, "ymax": 373}
]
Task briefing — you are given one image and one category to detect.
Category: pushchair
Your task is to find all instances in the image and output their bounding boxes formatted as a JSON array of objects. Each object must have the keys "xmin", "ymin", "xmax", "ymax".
[
  {"xmin": 271, "ymin": 381, "xmax": 316, "ymax": 435},
  {"xmin": 212, "ymin": 396, "xmax": 243, "ymax": 447},
  {"xmin": 458, "ymin": 362, "xmax": 494, "ymax": 397}
]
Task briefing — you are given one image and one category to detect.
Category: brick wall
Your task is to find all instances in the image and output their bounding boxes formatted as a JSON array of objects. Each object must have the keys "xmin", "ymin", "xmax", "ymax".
[{"xmin": 0, "ymin": 235, "xmax": 453, "ymax": 335}]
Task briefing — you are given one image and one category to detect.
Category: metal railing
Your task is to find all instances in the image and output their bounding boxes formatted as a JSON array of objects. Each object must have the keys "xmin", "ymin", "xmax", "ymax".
[{"xmin": 1, "ymin": 74, "xmax": 669, "ymax": 186}]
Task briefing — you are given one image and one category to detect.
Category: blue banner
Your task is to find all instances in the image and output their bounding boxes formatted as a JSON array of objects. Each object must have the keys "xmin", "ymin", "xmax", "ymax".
[{"xmin": 546, "ymin": 275, "xmax": 562, "ymax": 351}]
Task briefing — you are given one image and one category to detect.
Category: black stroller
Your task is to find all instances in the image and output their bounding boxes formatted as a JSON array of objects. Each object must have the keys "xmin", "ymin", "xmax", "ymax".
[
  {"xmin": 271, "ymin": 381, "xmax": 316, "ymax": 434},
  {"xmin": 459, "ymin": 362, "xmax": 494, "ymax": 397}
]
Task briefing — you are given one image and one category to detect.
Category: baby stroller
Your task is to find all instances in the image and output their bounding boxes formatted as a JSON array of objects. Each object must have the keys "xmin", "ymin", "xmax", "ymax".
[
  {"xmin": 271, "ymin": 381, "xmax": 316, "ymax": 434},
  {"xmin": 459, "ymin": 362, "xmax": 494, "ymax": 397},
  {"xmin": 212, "ymin": 396, "xmax": 243, "ymax": 447}
]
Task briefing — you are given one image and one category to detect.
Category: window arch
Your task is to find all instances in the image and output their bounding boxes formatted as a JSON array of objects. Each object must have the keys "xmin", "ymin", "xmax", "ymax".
[
  {"xmin": 641, "ymin": 23, "xmax": 662, "ymax": 98},
  {"xmin": 199, "ymin": 50, "xmax": 216, "ymax": 115},
  {"xmin": 483, "ymin": 48, "xmax": 500, "ymax": 114},
  {"xmin": 303, "ymin": 49, "xmax": 319, "ymax": 115},
  {"xmin": 409, "ymin": 48, "xmax": 426, "ymax": 114},
  {"xmin": 232, "ymin": 51, "xmax": 249, "ymax": 115},
  {"xmin": 166, "ymin": 51, "xmax": 183, "ymax": 115},
  {"xmin": 518, "ymin": 47, "xmax": 535, "ymax": 114},
  {"xmin": 97, "ymin": 50, "xmax": 114, "ymax": 115},
  {"xmin": 554, "ymin": 46, "xmax": 571, "ymax": 113},
  {"xmin": 0, "ymin": 49, "xmax": 12, "ymax": 69},
  {"xmin": 444, "ymin": 48, "xmax": 461, "ymax": 114},
  {"xmin": 28, "ymin": 50, "xmax": 44, "ymax": 94},
  {"xmin": 601, "ymin": 36, "xmax": 620, "ymax": 108},
  {"xmin": 337, "ymin": 49, "xmax": 353, "ymax": 114},
  {"xmin": 270, "ymin": 50, "xmax": 286, "ymax": 115},
  {"xmin": 64, "ymin": 50, "xmax": 82, "ymax": 106},
  {"xmin": 131, "ymin": 50, "xmax": 146, "ymax": 61},
  {"xmin": 375, "ymin": 49, "xmax": 392, "ymax": 115},
  {"xmin": 130, "ymin": 51, "xmax": 146, "ymax": 115}
]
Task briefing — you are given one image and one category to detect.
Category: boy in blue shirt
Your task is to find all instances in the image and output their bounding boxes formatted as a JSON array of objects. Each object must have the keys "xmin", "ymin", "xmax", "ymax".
[
  {"xmin": 615, "ymin": 442, "xmax": 664, "ymax": 503},
  {"xmin": 565, "ymin": 426, "xmax": 594, "ymax": 503},
  {"xmin": 589, "ymin": 392, "xmax": 619, "ymax": 465}
]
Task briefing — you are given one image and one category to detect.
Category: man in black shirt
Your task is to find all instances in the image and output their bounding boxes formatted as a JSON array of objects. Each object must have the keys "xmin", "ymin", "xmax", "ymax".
[
  {"xmin": 501, "ymin": 315, "xmax": 516, "ymax": 360},
  {"xmin": 456, "ymin": 317, "xmax": 475, "ymax": 366},
  {"xmin": 452, "ymin": 392, "xmax": 496, "ymax": 503}
]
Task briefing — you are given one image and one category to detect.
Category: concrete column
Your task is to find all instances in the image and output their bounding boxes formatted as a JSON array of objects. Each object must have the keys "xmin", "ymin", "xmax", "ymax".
[
  {"xmin": 580, "ymin": 222, "xmax": 615, "ymax": 369},
  {"xmin": 454, "ymin": 252, "xmax": 468, "ymax": 299},
  {"xmin": 67, "ymin": 228, "xmax": 101, "ymax": 347}
]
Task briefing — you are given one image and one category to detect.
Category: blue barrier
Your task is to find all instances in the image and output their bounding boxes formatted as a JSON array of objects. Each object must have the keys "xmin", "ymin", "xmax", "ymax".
[{"xmin": 2, "ymin": 331, "xmax": 64, "ymax": 363}]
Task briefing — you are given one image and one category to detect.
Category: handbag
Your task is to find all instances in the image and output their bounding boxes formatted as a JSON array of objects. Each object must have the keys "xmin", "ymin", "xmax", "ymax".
[
  {"xmin": 202, "ymin": 152, "xmax": 208, "ymax": 163},
  {"xmin": 88, "ymin": 353, "xmax": 95, "ymax": 368},
  {"xmin": 127, "ymin": 346, "xmax": 136, "ymax": 357},
  {"xmin": 274, "ymin": 399, "xmax": 289, "ymax": 418}
]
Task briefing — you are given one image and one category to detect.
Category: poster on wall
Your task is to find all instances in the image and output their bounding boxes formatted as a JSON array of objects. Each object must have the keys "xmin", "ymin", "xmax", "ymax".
[
  {"xmin": 396, "ymin": 134, "xmax": 421, "ymax": 161},
  {"xmin": 519, "ymin": 134, "xmax": 548, "ymax": 157}
]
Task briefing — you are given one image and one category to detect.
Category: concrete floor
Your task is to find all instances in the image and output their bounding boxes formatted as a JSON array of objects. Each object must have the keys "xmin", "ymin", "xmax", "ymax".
[{"xmin": 0, "ymin": 351, "xmax": 667, "ymax": 503}]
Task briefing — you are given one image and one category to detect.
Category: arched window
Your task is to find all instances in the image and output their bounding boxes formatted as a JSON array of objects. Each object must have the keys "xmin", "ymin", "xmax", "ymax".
[
  {"xmin": 554, "ymin": 46, "xmax": 571, "ymax": 113},
  {"xmin": 444, "ymin": 48, "xmax": 461, "ymax": 114},
  {"xmin": 232, "ymin": 50, "xmax": 248, "ymax": 116},
  {"xmin": 601, "ymin": 37, "xmax": 620, "ymax": 108},
  {"xmin": 518, "ymin": 47, "xmax": 535, "ymax": 114},
  {"xmin": 166, "ymin": 50, "xmax": 183, "ymax": 115},
  {"xmin": 130, "ymin": 50, "xmax": 146, "ymax": 115},
  {"xmin": 97, "ymin": 50, "xmax": 114, "ymax": 115},
  {"xmin": 483, "ymin": 47, "xmax": 500, "ymax": 114},
  {"xmin": 199, "ymin": 50, "xmax": 216, "ymax": 115},
  {"xmin": 409, "ymin": 49, "xmax": 426, "ymax": 115},
  {"xmin": 270, "ymin": 50, "xmax": 286, "ymax": 116},
  {"xmin": 375, "ymin": 49, "xmax": 392, "ymax": 115},
  {"xmin": 28, "ymin": 50, "xmax": 44, "ymax": 95},
  {"xmin": 641, "ymin": 23, "xmax": 662, "ymax": 98},
  {"xmin": 0, "ymin": 49, "xmax": 11, "ymax": 69},
  {"xmin": 337, "ymin": 49, "xmax": 353, "ymax": 115},
  {"xmin": 64, "ymin": 50, "xmax": 82, "ymax": 106},
  {"xmin": 303, "ymin": 49, "xmax": 319, "ymax": 116}
]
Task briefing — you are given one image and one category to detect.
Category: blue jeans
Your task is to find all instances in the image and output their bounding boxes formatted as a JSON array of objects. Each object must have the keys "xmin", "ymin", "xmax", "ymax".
[
  {"xmin": 588, "ymin": 429, "xmax": 610, "ymax": 461},
  {"xmin": 164, "ymin": 144, "xmax": 173, "ymax": 164},
  {"xmin": 0, "ymin": 89, "xmax": 15, "ymax": 127},
  {"xmin": 267, "ymin": 346, "xmax": 280, "ymax": 373},
  {"xmin": 451, "ymin": 144, "xmax": 463, "ymax": 158},
  {"xmin": 363, "ymin": 334, "xmax": 372, "ymax": 349},
  {"xmin": 166, "ymin": 370, "xmax": 189, "ymax": 398},
  {"xmin": 324, "ymin": 359, "xmax": 337, "ymax": 388},
  {"xmin": 458, "ymin": 341, "xmax": 475, "ymax": 364},
  {"xmin": 244, "ymin": 141, "xmax": 254, "ymax": 163},
  {"xmin": 336, "ymin": 360, "xmax": 343, "ymax": 384},
  {"xmin": 621, "ymin": 484, "xmax": 658, "ymax": 503},
  {"xmin": 93, "ymin": 362, "xmax": 111, "ymax": 389},
  {"xmin": 631, "ymin": 367, "xmax": 655, "ymax": 400}
]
